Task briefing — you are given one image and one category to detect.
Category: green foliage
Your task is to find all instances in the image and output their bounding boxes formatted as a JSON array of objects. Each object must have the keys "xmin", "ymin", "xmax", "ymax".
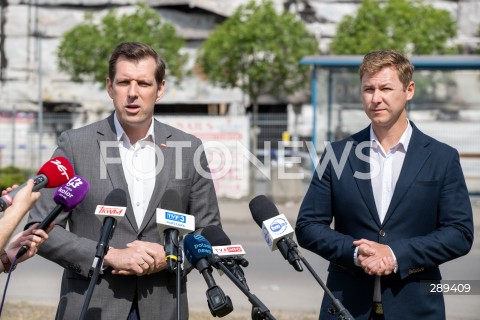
[
  {"xmin": 57, "ymin": 3, "xmax": 186, "ymax": 86},
  {"xmin": 196, "ymin": 0, "xmax": 318, "ymax": 104},
  {"xmin": 0, "ymin": 166, "xmax": 34, "ymax": 191},
  {"xmin": 330, "ymin": 0, "xmax": 458, "ymax": 54}
]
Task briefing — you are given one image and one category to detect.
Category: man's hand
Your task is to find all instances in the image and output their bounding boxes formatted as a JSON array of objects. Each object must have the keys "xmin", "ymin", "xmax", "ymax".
[
  {"xmin": 105, "ymin": 240, "xmax": 166, "ymax": 276},
  {"xmin": 353, "ymin": 239, "xmax": 397, "ymax": 276}
]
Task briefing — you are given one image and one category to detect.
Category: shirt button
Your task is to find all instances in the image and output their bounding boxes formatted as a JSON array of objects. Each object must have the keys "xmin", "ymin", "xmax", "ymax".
[
  {"xmin": 379, "ymin": 229, "xmax": 386, "ymax": 237},
  {"xmin": 136, "ymin": 202, "xmax": 140, "ymax": 206}
]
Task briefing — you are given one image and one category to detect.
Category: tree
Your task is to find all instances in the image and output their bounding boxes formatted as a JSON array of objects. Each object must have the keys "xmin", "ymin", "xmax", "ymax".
[
  {"xmin": 0, "ymin": 166, "xmax": 34, "ymax": 191},
  {"xmin": 196, "ymin": 0, "xmax": 318, "ymax": 163},
  {"xmin": 330, "ymin": 0, "xmax": 459, "ymax": 55},
  {"xmin": 57, "ymin": 3, "xmax": 186, "ymax": 86}
]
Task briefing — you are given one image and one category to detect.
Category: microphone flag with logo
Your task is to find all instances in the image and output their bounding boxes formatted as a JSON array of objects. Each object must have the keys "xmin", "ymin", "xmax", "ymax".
[
  {"xmin": 249, "ymin": 195, "xmax": 303, "ymax": 272},
  {"xmin": 93, "ymin": 188, "xmax": 127, "ymax": 261},
  {"xmin": 157, "ymin": 189, "xmax": 195, "ymax": 272}
]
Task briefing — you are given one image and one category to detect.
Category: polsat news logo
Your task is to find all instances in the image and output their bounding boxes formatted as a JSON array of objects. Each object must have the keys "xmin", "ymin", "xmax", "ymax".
[{"xmin": 95, "ymin": 205, "xmax": 126, "ymax": 217}]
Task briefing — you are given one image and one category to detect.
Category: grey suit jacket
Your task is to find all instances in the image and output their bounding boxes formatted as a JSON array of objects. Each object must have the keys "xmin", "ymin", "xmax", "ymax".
[{"xmin": 28, "ymin": 114, "xmax": 221, "ymax": 320}]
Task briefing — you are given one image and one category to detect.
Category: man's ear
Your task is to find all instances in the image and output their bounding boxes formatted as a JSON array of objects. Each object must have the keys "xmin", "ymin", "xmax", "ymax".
[
  {"xmin": 156, "ymin": 80, "xmax": 166, "ymax": 102},
  {"xmin": 106, "ymin": 77, "xmax": 114, "ymax": 98},
  {"xmin": 406, "ymin": 81, "xmax": 415, "ymax": 101}
]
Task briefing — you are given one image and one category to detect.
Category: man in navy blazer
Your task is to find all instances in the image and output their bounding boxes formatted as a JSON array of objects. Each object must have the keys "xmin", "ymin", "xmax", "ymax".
[{"xmin": 295, "ymin": 50, "xmax": 473, "ymax": 320}]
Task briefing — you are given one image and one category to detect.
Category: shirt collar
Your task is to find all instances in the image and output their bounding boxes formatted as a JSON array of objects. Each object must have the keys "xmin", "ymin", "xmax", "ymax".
[
  {"xmin": 113, "ymin": 112, "xmax": 155, "ymax": 145},
  {"xmin": 370, "ymin": 119, "xmax": 412, "ymax": 153}
]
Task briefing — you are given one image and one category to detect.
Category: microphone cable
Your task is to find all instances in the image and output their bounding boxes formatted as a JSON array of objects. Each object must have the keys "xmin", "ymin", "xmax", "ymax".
[{"xmin": 0, "ymin": 255, "xmax": 19, "ymax": 316}]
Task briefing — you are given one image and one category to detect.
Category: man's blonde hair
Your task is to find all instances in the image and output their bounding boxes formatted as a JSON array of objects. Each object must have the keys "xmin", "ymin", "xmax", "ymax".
[{"xmin": 359, "ymin": 50, "xmax": 414, "ymax": 90}]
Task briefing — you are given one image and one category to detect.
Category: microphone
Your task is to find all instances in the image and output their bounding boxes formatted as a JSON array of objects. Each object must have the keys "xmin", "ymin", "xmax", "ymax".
[
  {"xmin": 16, "ymin": 175, "xmax": 89, "ymax": 259},
  {"xmin": 92, "ymin": 188, "xmax": 127, "ymax": 268},
  {"xmin": 201, "ymin": 225, "xmax": 249, "ymax": 289},
  {"xmin": 249, "ymin": 195, "xmax": 303, "ymax": 272},
  {"xmin": 202, "ymin": 225, "xmax": 247, "ymax": 260},
  {"xmin": 200, "ymin": 227, "xmax": 277, "ymax": 320},
  {"xmin": 80, "ymin": 188, "xmax": 127, "ymax": 320},
  {"xmin": 156, "ymin": 189, "xmax": 195, "ymax": 272},
  {"xmin": 183, "ymin": 234, "xmax": 234, "ymax": 317},
  {"xmin": 0, "ymin": 156, "xmax": 74, "ymax": 211},
  {"xmin": 250, "ymin": 196, "xmax": 354, "ymax": 320}
]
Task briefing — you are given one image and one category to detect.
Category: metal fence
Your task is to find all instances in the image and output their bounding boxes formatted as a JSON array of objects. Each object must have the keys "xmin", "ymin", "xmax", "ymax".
[
  {"xmin": 1, "ymin": 108, "xmax": 479, "ymax": 197},
  {"xmin": 309, "ymin": 68, "xmax": 480, "ymax": 195}
]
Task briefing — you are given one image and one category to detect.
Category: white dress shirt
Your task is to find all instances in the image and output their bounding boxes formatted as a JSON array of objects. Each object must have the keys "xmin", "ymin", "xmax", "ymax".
[
  {"xmin": 369, "ymin": 120, "xmax": 412, "ymax": 302},
  {"xmin": 114, "ymin": 114, "xmax": 156, "ymax": 228}
]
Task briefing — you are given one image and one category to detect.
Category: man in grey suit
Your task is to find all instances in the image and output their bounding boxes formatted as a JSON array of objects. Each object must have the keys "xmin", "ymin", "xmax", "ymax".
[{"xmin": 28, "ymin": 42, "xmax": 221, "ymax": 319}]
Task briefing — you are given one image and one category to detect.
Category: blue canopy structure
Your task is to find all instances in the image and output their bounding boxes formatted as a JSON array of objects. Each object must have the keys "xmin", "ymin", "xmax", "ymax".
[
  {"xmin": 299, "ymin": 55, "xmax": 480, "ymax": 148},
  {"xmin": 301, "ymin": 55, "xmax": 480, "ymax": 70}
]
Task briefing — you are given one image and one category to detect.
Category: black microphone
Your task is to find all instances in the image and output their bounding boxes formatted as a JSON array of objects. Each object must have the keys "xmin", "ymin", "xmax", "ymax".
[
  {"xmin": 250, "ymin": 196, "xmax": 353, "ymax": 320},
  {"xmin": 92, "ymin": 188, "xmax": 127, "ymax": 268},
  {"xmin": 201, "ymin": 225, "xmax": 250, "ymax": 290},
  {"xmin": 157, "ymin": 189, "xmax": 195, "ymax": 273},
  {"xmin": 16, "ymin": 175, "xmax": 90, "ymax": 259},
  {"xmin": 201, "ymin": 226, "xmax": 277, "ymax": 320},
  {"xmin": 249, "ymin": 195, "xmax": 303, "ymax": 272},
  {"xmin": 184, "ymin": 233, "xmax": 234, "ymax": 317},
  {"xmin": 80, "ymin": 188, "xmax": 128, "ymax": 320}
]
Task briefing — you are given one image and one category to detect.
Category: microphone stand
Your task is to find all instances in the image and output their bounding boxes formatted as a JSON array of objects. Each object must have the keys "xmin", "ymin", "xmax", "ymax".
[
  {"xmin": 222, "ymin": 256, "xmax": 249, "ymax": 291},
  {"xmin": 208, "ymin": 255, "xmax": 276, "ymax": 320},
  {"xmin": 298, "ymin": 253, "xmax": 354, "ymax": 320},
  {"xmin": 165, "ymin": 231, "xmax": 182, "ymax": 320},
  {"xmin": 175, "ymin": 240, "xmax": 182, "ymax": 320},
  {"xmin": 79, "ymin": 221, "xmax": 116, "ymax": 320}
]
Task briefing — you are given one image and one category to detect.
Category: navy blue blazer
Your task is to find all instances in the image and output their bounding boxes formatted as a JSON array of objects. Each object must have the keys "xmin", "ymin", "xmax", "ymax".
[{"xmin": 295, "ymin": 122, "xmax": 473, "ymax": 320}]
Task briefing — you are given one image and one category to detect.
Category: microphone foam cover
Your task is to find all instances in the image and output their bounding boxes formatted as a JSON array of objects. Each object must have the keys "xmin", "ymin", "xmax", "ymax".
[
  {"xmin": 104, "ymin": 188, "xmax": 128, "ymax": 207},
  {"xmin": 249, "ymin": 195, "xmax": 280, "ymax": 228},
  {"xmin": 183, "ymin": 234, "xmax": 212, "ymax": 267},
  {"xmin": 38, "ymin": 156, "xmax": 75, "ymax": 188},
  {"xmin": 161, "ymin": 189, "xmax": 182, "ymax": 212},
  {"xmin": 201, "ymin": 225, "xmax": 231, "ymax": 246},
  {"xmin": 53, "ymin": 175, "xmax": 90, "ymax": 211}
]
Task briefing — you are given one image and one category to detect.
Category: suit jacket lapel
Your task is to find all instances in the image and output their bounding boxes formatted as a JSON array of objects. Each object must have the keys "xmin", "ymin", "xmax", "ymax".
[
  {"xmin": 382, "ymin": 122, "xmax": 431, "ymax": 226},
  {"xmin": 97, "ymin": 114, "xmax": 138, "ymax": 231},
  {"xmin": 348, "ymin": 126, "xmax": 382, "ymax": 227},
  {"xmin": 138, "ymin": 120, "xmax": 174, "ymax": 233}
]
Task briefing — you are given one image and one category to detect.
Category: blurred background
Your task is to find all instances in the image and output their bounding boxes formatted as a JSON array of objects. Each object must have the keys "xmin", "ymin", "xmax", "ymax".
[
  {"xmin": 0, "ymin": 0, "xmax": 479, "ymax": 199},
  {"xmin": 0, "ymin": 0, "xmax": 479, "ymax": 318}
]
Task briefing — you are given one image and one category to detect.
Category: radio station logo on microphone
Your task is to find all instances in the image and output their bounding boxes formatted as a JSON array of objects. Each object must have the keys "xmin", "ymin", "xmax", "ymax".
[
  {"xmin": 57, "ymin": 177, "xmax": 84, "ymax": 200},
  {"xmin": 57, "ymin": 186, "xmax": 74, "ymax": 199},
  {"xmin": 165, "ymin": 211, "xmax": 187, "ymax": 224},
  {"xmin": 269, "ymin": 217, "xmax": 288, "ymax": 235},
  {"xmin": 66, "ymin": 177, "xmax": 84, "ymax": 189},
  {"xmin": 51, "ymin": 159, "xmax": 71, "ymax": 180}
]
